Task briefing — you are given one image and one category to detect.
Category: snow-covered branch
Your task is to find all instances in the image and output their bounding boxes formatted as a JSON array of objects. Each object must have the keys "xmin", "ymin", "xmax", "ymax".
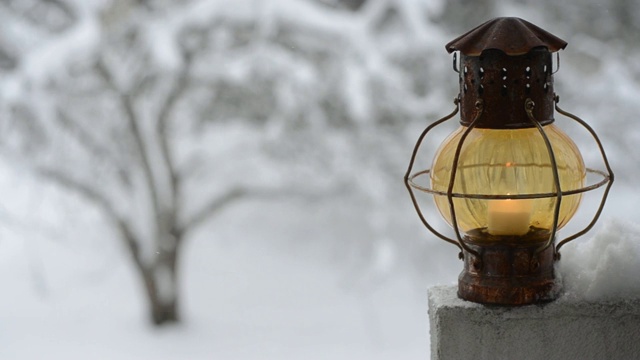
[
  {"xmin": 180, "ymin": 187, "xmax": 248, "ymax": 236},
  {"xmin": 35, "ymin": 166, "xmax": 124, "ymax": 232}
]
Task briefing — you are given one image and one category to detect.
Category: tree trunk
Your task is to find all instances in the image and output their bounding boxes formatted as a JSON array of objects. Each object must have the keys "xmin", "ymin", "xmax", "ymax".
[
  {"xmin": 149, "ymin": 293, "xmax": 179, "ymax": 326},
  {"xmin": 140, "ymin": 246, "xmax": 182, "ymax": 326}
]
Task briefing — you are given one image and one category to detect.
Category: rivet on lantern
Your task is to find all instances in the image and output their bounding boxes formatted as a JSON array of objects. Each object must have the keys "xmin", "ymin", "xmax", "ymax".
[{"xmin": 404, "ymin": 17, "xmax": 614, "ymax": 306}]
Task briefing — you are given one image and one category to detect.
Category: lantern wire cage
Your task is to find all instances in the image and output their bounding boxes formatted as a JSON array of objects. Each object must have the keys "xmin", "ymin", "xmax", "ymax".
[{"xmin": 404, "ymin": 94, "xmax": 614, "ymax": 260}]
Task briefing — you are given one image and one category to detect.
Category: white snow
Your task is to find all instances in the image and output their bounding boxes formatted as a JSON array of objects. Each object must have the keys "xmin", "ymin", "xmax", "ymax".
[
  {"xmin": 0, "ymin": 167, "xmax": 430, "ymax": 360},
  {"xmin": 20, "ymin": 17, "xmax": 101, "ymax": 87},
  {"xmin": 559, "ymin": 218, "xmax": 640, "ymax": 301}
]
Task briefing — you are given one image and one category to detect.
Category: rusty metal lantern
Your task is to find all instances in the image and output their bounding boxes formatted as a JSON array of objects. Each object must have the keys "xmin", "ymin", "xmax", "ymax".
[{"xmin": 404, "ymin": 18, "xmax": 614, "ymax": 306}]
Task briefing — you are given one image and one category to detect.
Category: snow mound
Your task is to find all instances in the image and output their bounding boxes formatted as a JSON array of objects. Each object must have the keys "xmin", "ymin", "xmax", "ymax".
[{"xmin": 559, "ymin": 218, "xmax": 640, "ymax": 301}]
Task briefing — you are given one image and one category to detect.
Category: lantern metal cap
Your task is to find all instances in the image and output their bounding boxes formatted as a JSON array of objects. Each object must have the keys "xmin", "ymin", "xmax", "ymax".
[{"xmin": 446, "ymin": 17, "xmax": 568, "ymax": 56}]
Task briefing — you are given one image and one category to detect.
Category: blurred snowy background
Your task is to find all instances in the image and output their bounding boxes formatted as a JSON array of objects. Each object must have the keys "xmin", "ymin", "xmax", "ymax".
[{"xmin": 0, "ymin": 0, "xmax": 639, "ymax": 359}]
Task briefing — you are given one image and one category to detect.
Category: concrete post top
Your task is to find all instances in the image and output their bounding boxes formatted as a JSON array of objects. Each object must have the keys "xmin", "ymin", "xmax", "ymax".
[
  {"xmin": 428, "ymin": 285, "xmax": 640, "ymax": 360},
  {"xmin": 428, "ymin": 285, "xmax": 640, "ymax": 318}
]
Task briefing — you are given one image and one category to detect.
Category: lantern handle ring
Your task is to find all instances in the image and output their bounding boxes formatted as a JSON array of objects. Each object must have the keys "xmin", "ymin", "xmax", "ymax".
[
  {"xmin": 404, "ymin": 96, "xmax": 479, "ymax": 259},
  {"xmin": 553, "ymin": 94, "xmax": 615, "ymax": 258},
  {"xmin": 525, "ymin": 98, "xmax": 563, "ymax": 256}
]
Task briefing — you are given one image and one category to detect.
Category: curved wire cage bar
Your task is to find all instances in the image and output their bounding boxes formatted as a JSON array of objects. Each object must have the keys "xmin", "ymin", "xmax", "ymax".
[
  {"xmin": 408, "ymin": 168, "xmax": 609, "ymax": 199},
  {"xmin": 404, "ymin": 94, "xmax": 614, "ymax": 260},
  {"xmin": 403, "ymin": 97, "xmax": 466, "ymax": 257}
]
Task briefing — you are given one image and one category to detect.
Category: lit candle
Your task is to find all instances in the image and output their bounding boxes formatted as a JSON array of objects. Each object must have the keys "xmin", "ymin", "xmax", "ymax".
[{"xmin": 487, "ymin": 197, "xmax": 533, "ymax": 236}]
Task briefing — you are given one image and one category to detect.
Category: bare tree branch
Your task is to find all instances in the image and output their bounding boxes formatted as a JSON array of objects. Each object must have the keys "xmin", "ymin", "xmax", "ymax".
[
  {"xmin": 180, "ymin": 187, "xmax": 248, "ymax": 236},
  {"xmin": 179, "ymin": 184, "xmax": 348, "ymax": 237},
  {"xmin": 95, "ymin": 58, "xmax": 118, "ymax": 92},
  {"xmin": 55, "ymin": 107, "xmax": 132, "ymax": 189},
  {"xmin": 96, "ymin": 57, "xmax": 163, "ymax": 226},
  {"xmin": 156, "ymin": 53, "xmax": 193, "ymax": 227},
  {"xmin": 37, "ymin": 166, "xmax": 151, "ymax": 275},
  {"xmin": 121, "ymin": 93, "xmax": 162, "ymax": 213},
  {"xmin": 115, "ymin": 210, "xmax": 152, "ymax": 276},
  {"xmin": 37, "ymin": 167, "xmax": 119, "ymax": 222},
  {"xmin": 55, "ymin": 108, "xmax": 109, "ymax": 160}
]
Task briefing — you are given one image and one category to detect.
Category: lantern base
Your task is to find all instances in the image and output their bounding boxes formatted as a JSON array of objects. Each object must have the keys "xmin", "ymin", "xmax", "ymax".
[{"xmin": 458, "ymin": 230, "xmax": 558, "ymax": 306}]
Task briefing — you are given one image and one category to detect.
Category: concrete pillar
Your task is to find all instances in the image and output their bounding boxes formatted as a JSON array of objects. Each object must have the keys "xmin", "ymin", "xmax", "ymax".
[{"xmin": 428, "ymin": 285, "xmax": 640, "ymax": 360}]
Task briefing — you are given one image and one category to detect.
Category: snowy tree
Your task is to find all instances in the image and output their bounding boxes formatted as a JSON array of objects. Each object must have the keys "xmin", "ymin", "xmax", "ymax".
[
  {"xmin": 2, "ymin": 1, "xmax": 262, "ymax": 325},
  {"xmin": 0, "ymin": 0, "xmax": 456, "ymax": 325},
  {"xmin": 4, "ymin": 0, "xmax": 636, "ymax": 329}
]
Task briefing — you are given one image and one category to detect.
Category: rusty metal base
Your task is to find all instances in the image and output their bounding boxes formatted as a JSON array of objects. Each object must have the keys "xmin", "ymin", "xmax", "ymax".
[{"xmin": 458, "ymin": 230, "xmax": 558, "ymax": 306}]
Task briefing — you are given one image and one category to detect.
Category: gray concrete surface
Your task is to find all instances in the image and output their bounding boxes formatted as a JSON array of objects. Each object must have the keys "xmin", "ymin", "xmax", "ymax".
[{"xmin": 429, "ymin": 285, "xmax": 640, "ymax": 360}]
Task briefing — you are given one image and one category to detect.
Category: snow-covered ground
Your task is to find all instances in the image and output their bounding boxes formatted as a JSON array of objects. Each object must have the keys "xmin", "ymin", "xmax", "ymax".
[
  {"xmin": 0, "ymin": 227, "xmax": 425, "ymax": 360},
  {"xmin": 0, "ymin": 168, "xmax": 433, "ymax": 360}
]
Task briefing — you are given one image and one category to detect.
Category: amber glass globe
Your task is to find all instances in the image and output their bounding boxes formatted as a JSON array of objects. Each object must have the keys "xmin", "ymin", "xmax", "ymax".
[{"xmin": 430, "ymin": 124, "xmax": 585, "ymax": 239}]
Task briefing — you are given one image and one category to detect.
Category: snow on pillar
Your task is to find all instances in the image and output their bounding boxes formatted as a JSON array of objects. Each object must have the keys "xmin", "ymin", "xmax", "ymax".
[
  {"xmin": 429, "ymin": 220, "xmax": 640, "ymax": 360},
  {"xmin": 428, "ymin": 285, "xmax": 640, "ymax": 360}
]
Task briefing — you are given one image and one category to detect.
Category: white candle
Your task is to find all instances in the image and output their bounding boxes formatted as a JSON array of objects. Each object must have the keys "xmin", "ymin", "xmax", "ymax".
[{"xmin": 487, "ymin": 198, "xmax": 533, "ymax": 236}]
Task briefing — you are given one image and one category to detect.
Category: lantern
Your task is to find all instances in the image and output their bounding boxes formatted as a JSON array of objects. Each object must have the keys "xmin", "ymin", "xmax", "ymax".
[{"xmin": 404, "ymin": 18, "xmax": 614, "ymax": 305}]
